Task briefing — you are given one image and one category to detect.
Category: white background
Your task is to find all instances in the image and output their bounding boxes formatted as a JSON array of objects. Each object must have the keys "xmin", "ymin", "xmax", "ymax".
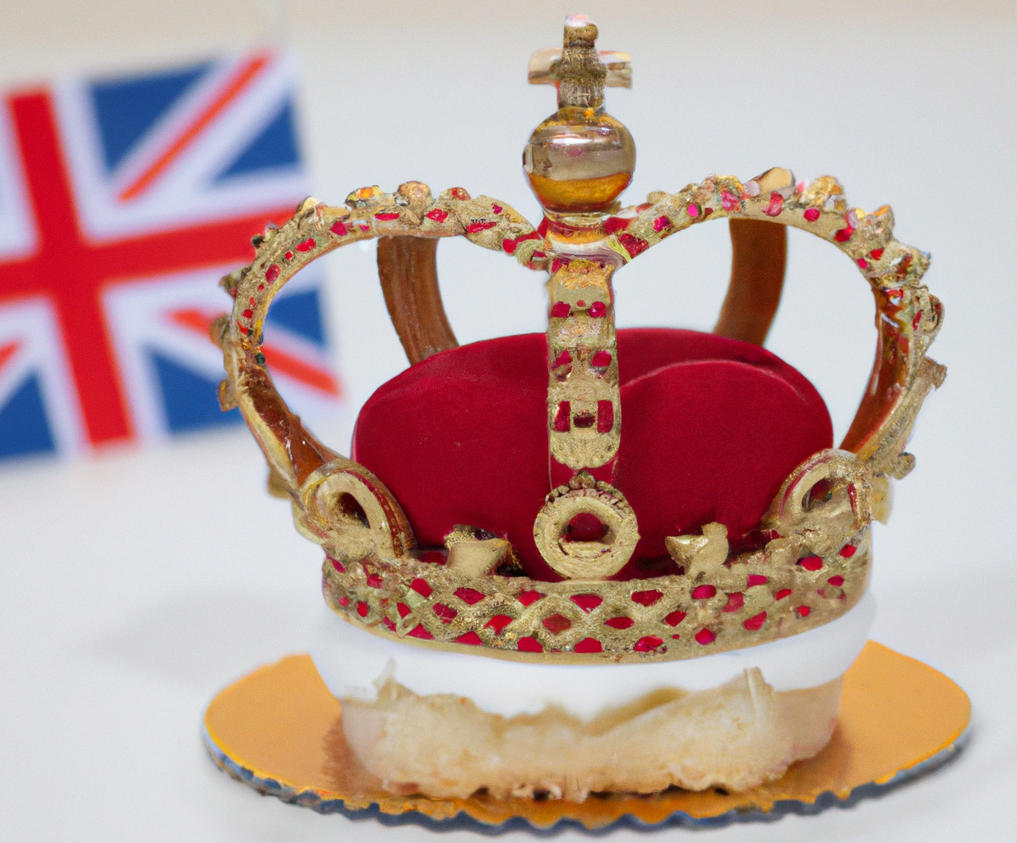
[{"xmin": 1, "ymin": 1, "xmax": 1014, "ymax": 840}]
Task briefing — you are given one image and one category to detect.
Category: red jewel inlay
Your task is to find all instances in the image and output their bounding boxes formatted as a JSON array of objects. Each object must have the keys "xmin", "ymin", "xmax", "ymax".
[
  {"xmin": 456, "ymin": 631, "xmax": 483, "ymax": 646},
  {"xmin": 374, "ymin": 213, "xmax": 400, "ymax": 221},
  {"xmin": 264, "ymin": 264, "xmax": 280, "ymax": 282},
  {"xmin": 798, "ymin": 555, "xmax": 823, "ymax": 571},
  {"xmin": 466, "ymin": 221, "xmax": 497, "ymax": 233},
  {"xmin": 695, "ymin": 628, "xmax": 716, "ymax": 645},
  {"xmin": 433, "ymin": 603, "xmax": 457, "ymax": 623},
  {"xmin": 356, "ymin": 601, "xmax": 368, "ymax": 618},
  {"xmin": 297, "ymin": 238, "xmax": 316, "ymax": 251},
  {"xmin": 330, "ymin": 220, "xmax": 348, "ymax": 236},
  {"xmin": 329, "ymin": 556, "xmax": 345, "ymax": 573},
  {"xmin": 722, "ymin": 592, "xmax": 744, "ymax": 613},
  {"xmin": 605, "ymin": 617, "xmax": 634, "ymax": 629},
  {"xmin": 691, "ymin": 584, "xmax": 716, "ymax": 600},
  {"xmin": 617, "ymin": 232, "xmax": 648, "ymax": 258},
  {"xmin": 551, "ymin": 301, "xmax": 571, "ymax": 318},
  {"xmin": 366, "ymin": 573, "xmax": 383, "ymax": 588},
  {"xmin": 746, "ymin": 574, "xmax": 768, "ymax": 587},
  {"xmin": 502, "ymin": 230, "xmax": 540, "ymax": 254},
  {"xmin": 857, "ymin": 258, "xmax": 868, "ymax": 268},
  {"xmin": 913, "ymin": 310, "xmax": 924, "ymax": 330},
  {"xmin": 631, "ymin": 589, "xmax": 663, "ymax": 607},
  {"xmin": 834, "ymin": 225, "xmax": 855, "ymax": 242},
  {"xmin": 338, "ymin": 596, "xmax": 349, "ymax": 607},
  {"xmin": 517, "ymin": 636, "xmax": 543, "ymax": 653},
  {"xmin": 518, "ymin": 589, "xmax": 545, "ymax": 607},
  {"xmin": 242, "ymin": 309, "xmax": 253, "ymax": 319},
  {"xmin": 663, "ymin": 610, "xmax": 686, "ymax": 626},
  {"xmin": 574, "ymin": 638, "xmax": 603, "ymax": 654},
  {"xmin": 870, "ymin": 248, "xmax": 884, "ymax": 259},
  {"xmin": 410, "ymin": 578, "xmax": 433, "ymax": 598},
  {"xmin": 803, "ymin": 208, "xmax": 820, "ymax": 222},
  {"xmin": 396, "ymin": 602, "xmax": 410, "ymax": 618},
  {"xmin": 634, "ymin": 636, "xmax": 665, "ymax": 653},
  {"xmin": 839, "ymin": 545, "xmax": 857, "ymax": 558},
  {"xmin": 653, "ymin": 215, "xmax": 671, "ymax": 232},
  {"xmin": 796, "ymin": 606, "xmax": 811, "ymax": 618},
  {"xmin": 553, "ymin": 401, "xmax": 570, "ymax": 432},
  {"xmin": 381, "ymin": 618, "xmax": 396, "ymax": 632},
  {"xmin": 570, "ymin": 594, "xmax": 602, "ymax": 613},
  {"xmin": 588, "ymin": 301, "xmax": 607, "ymax": 318},
  {"xmin": 763, "ymin": 192, "xmax": 784, "ymax": 217},
  {"xmin": 485, "ymin": 614, "xmax": 512, "ymax": 634},
  {"xmin": 425, "ymin": 208, "xmax": 449, "ymax": 223},
  {"xmin": 450, "ymin": 187, "xmax": 470, "ymax": 200},
  {"xmin": 553, "ymin": 349, "xmax": 572, "ymax": 368},
  {"xmin": 491, "ymin": 204, "xmax": 503, "ymax": 214},
  {"xmin": 721, "ymin": 191, "xmax": 740, "ymax": 212},
  {"xmin": 686, "ymin": 204, "xmax": 699, "ymax": 218},
  {"xmin": 543, "ymin": 613, "xmax": 572, "ymax": 634},
  {"xmin": 775, "ymin": 588, "xmax": 793, "ymax": 601},
  {"xmin": 603, "ymin": 216, "xmax": 631, "ymax": 233},
  {"xmin": 744, "ymin": 612, "xmax": 767, "ymax": 631},
  {"xmin": 454, "ymin": 587, "xmax": 486, "ymax": 605},
  {"xmin": 408, "ymin": 624, "xmax": 434, "ymax": 640},
  {"xmin": 827, "ymin": 575, "xmax": 845, "ymax": 587}
]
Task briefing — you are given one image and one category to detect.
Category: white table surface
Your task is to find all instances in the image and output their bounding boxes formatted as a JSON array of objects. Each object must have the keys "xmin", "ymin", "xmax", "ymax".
[{"xmin": 2, "ymin": 1, "xmax": 1015, "ymax": 840}]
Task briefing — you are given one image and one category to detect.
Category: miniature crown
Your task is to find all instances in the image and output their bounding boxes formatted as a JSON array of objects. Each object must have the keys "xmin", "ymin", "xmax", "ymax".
[{"xmin": 216, "ymin": 17, "xmax": 944, "ymax": 664}]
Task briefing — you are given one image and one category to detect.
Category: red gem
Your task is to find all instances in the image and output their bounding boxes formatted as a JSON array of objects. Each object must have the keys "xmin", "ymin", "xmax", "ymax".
[
  {"xmin": 744, "ymin": 612, "xmax": 767, "ymax": 631},
  {"xmin": 746, "ymin": 574, "xmax": 768, "ymax": 587},
  {"xmin": 425, "ymin": 208, "xmax": 449, "ymax": 223},
  {"xmin": 553, "ymin": 349, "xmax": 571, "ymax": 368},
  {"xmin": 356, "ymin": 601, "xmax": 368, "ymax": 618},
  {"xmin": 297, "ymin": 237, "xmax": 316, "ymax": 251},
  {"xmin": 329, "ymin": 556, "xmax": 345, "ymax": 573},
  {"xmin": 338, "ymin": 596, "xmax": 349, "ymax": 607},
  {"xmin": 763, "ymin": 192, "xmax": 784, "ymax": 217},
  {"xmin": 396, "ymin": 602, "xmax": 410, "ymax": 618},
  {"xmin": 695, "ymin": 628, "xmax": 716, "ymax": 645},
  {"xmin": 543, "ymin": 613, "xmax": 572, "ymax": 634},
  {"xmin": 238, "ymin": 325, "xmax": 248, "ymax": 335},
  {"xmin": 381, "ymin": 618, "xmax": 396, "ymax": 632},
  {"xmin": 491, "ymin": 204, "xmax": 503, "ymax": 214},
  {"xmin": 857, "ymin": 258, "xmax": 868, "ymax": 269},
  {"xmin": 798, "ymin": 556, "xmax": 823, "ymax": 571},
  {"xmin": 466, "ymin": 221, "xmax": 497, "ymax": 233},
  {"xmin": 366, "ymin": 573, "xmax": 383, "ymax": 588},
  {"xmin": 374, "ymin": 213, "xmax": 399, "ymax": 221},
  {"xmin": 264, "ymin": 264, "xmax": 280, "ymax": 283},
  {"xmin": 553, "ymin": 401, "xmax": 570, "ymax": 432},
  {"xmin": 485, "ymin": 614, "xmax": 512, "ymax": 634},
  {"xmin": 603, "ymin": 216, "xmax": 632, "ymax": 233},
  {"xmin": 518, "ymin": 636, "xmax": 543, "ymax": 653},
  {"xmin": 590, "ymin": 350, "xmax": 612, "ymax": 367},
  {"xmin": 653, "ymin": 215, "xmax": 671, "ymax": 232},
  {"xmin": 454, "ymin": 587, "xmax": 486, "ymax": 605},
  {"xmin": 721, "ymin": 191, "xmax": 740, "ymax": 212},
  {"xmin": 827, "ymin": 575, "xmax": 845, "ymax": 587},
  {"xmin": 408, "ymin": 624, "xmax": 433, "ymax": 640},
  {"xmin": 605, "ymin": 616, "xmax": 634, "ymax": 629},
  {"xmin": 574, "ymin": 638, "xmax": 603, "ymax": 654},
  {"xmin": 797, "ymin": 605, "xmax": 811, "ymax": 618},
  {"xmin": 692, "ymin": 584, "xmax": 716, "ymax": 600},
  {"xmin": 518, "ymin": 589, "xmax": 544, "ymax": 606},
  {"xmin": 502, "ymin": 230, "xmax": 540, "ymax": 254},
  {"xmin": 455, "ymin": 631, "xmax": 483, "ymax": 646},
  {"xmin": 576, "ymin": 300, "xmax": 587, "ymax": 308},
  {"xmin": 803, "ymin": 208, "xmax": 820, "ymax": 222},
  {"xmin": 834, "ymin": 225, "xmax": 855, "ymax": 242},
  {"xmin": 433, "ymin": 603, "xmax": 457, "ymax": 623},
  {"xmin": 410, "ymin": 578, "xmax": 433, "ymax": 598},
  {"xmin": 775, "ymin": 588, "xmax": 793, "ymax": 600},
  {"xmin": 704, "ymin": 207, "xmax": 713, "ymax": 215},
  {"xmin": 550, "ymin": 301, "xmax": 571, "ymax": 318},
  {"xmin": 597, "ymin": 400, "xmax": 614, "ymax": 434},
  {"xmin": 329, "ymin": 220, "xmax": 348, "ymax": 236},
  {"xmin": 588, "ymin": 301, "xmax": 607, "ymax": 318},
  {"xmin": 450, "ymin": 187, "xmax": 470, "ymax": 200},
  {"xmin": 570, "ymin": 594, "xmax": 602, "ymax": 613},
  {"xmin": 663, "ymin": 610, "xmax": 686, "ymax": 626},
  {"xmin": 631, "ymin": 589, "xmax": 663, "ymax": 607},
  {"xmin": 913, "ymin": 310, "xmax": 924, "ymax": 330},
  {"xmin": 241, "ymin": 308, "xmax": 253, "ymax": 320},
  {"xmin": 870, "ymin": 248, "xmax": 884, "ymax": 259},
  {"xmin": 722, "ymin": 592, "xmax": 744, "ymax": 613},
  {"xmin": 839, "ymin": 545, "xmax": 857, "ymax": 558},
  {"xmin": 617, "ymin": 232, "xmax": 649, "ymax": 258},
  {"xmin": 634, "ymin": 636, "xmax": 665, "ymax": 653}
]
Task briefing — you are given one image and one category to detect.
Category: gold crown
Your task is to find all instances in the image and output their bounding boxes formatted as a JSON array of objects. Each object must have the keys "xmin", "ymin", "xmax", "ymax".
[{"xmin": 215, "ymin": 16, "xmax": 943, "ymax": 665}]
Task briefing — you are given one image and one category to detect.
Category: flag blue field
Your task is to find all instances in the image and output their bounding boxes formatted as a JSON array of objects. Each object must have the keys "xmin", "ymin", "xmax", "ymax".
[{"xmin": 0, "ymin": 53, "xmax": 340, "ymax": 462}]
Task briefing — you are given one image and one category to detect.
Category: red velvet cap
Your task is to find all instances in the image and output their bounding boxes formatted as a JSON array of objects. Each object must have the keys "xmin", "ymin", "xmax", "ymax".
[{"xmin": 351, "ymin": 328, "xmax": 832, "ymax": 581}]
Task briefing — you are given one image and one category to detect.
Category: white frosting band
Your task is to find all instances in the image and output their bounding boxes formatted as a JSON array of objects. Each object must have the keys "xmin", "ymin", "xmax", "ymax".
[{"xmin": 311, "ymin": 590, "xmax": 875, "ymax": 720}]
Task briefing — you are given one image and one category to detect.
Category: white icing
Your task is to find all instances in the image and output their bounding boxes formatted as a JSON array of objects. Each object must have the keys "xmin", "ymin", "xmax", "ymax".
[{"xmin": 310, "ymin": 591, "xmax": 875, "ymax": 720}]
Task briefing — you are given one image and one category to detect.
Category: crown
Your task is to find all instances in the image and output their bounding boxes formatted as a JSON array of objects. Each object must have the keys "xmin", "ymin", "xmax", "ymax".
[{"xmin": 215, "ymin": 16, "xmax": 943, "ymax": 666}]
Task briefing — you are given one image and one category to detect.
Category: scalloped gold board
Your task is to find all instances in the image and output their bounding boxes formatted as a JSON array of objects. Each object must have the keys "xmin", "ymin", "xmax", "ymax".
[{"xmin": 203, "ymin": 641, "xmax": 969, "ymax": 829}]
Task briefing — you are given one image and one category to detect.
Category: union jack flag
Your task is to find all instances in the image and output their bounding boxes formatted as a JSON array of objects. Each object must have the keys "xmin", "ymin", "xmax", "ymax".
[{"xmin": 0, "ymin": 53, "xmax": 340, "ymax": 462}]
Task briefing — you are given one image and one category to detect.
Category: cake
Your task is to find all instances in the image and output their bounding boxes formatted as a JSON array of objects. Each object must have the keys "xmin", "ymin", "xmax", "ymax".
[{"xmin": 214, "ymin": 15, "xmax": 944, "ymax": 803}]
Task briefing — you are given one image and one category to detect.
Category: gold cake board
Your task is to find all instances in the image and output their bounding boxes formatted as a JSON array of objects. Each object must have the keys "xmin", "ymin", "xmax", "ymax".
[{"xmin": 203, "ymin": 641, "xmax": 969, "ymax": 830}]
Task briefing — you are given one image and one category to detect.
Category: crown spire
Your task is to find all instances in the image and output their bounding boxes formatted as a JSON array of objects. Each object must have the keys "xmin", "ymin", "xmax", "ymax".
[{"xmin": 523, "ymin": 16, "xmax": 635, "ymax": 216}]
